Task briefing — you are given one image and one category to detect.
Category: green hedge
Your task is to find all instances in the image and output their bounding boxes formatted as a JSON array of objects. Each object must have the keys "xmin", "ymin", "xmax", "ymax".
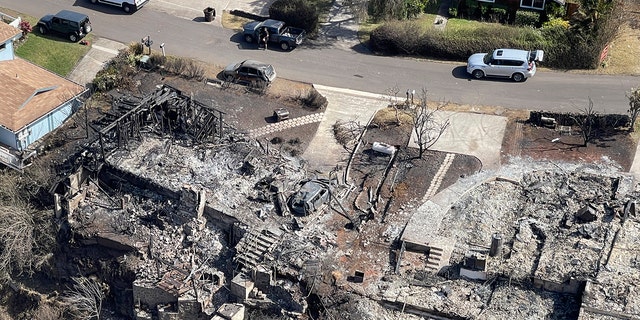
[
  {"xmin": 270, "ymin": 0, "xmax": 319, "ymax": 34},
  {"xmin": 369, "ymin": 0, "xmax": 622, "ymax": 70},
  {"xmin": 514, "ymin": 10, "xmax": 539, "ymax": 27},
  {"xmin": 370, "ymin": 22, "xmax": 546, "ymax": 61}
]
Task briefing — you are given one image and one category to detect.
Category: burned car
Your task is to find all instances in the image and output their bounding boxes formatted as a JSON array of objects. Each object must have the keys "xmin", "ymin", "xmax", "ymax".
[
  {"xmin": 288, "ymin": 180, "xmax": 330, "ymax": 216},
  {"xmin": 222, "ymin": 59, "xmax": 276, "ymax": 85}
]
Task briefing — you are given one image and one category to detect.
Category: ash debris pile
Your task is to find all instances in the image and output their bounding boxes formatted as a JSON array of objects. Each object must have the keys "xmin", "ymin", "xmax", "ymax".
[
  {"xmin": 389, "ymin": 161, "xmax": 640, "ymax": 319},
  {"xmin": 48, "ymin": 83, "xmax": 640, "ymax": 320},
  {"xmin": 53, "ymin": 85, "xmax": 348, "ymax": 319}
]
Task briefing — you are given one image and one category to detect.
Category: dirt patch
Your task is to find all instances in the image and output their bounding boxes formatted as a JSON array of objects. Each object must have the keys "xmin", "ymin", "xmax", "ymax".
[{"xmin": 501, "ymin": 117, "xmax": 637, "ymax": 170}]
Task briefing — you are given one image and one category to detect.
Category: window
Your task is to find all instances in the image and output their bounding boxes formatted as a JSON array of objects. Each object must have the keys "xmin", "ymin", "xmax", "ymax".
[
  {"xmin": 0, "ymin": 43, "xmax": 6, "ymax": 51},
  {"xmin": 505, "ymin": 60, "xmax": 525, "ymax": 66},
  {"xmin": 521, "ymin": 0, "xmax": 545, "ymax": 10}
]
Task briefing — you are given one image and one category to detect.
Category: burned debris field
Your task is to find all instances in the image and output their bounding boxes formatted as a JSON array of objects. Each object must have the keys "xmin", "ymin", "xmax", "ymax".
[{"xmin": 0, "ymin": 68, "xmax": 639, "ymax": 320}]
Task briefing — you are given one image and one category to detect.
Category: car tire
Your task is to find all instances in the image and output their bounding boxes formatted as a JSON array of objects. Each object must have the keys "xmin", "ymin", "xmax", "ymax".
[
  {"xmin": 225, "ymin": 75, "xmax": 235, "ymax": 83},
  {"xmin": 69, "ymin": 33, "xmax": 78, "ymax": 42},
  {"xmin": 512, "ymin": 73, "xmax": 525, "ymax": 82},
  {"xmin": 472, "ymin": 70, "xmax": 484, "ymax": 79},
  {"xmin": 280, "ymin": 42, "xmax": 290, "ymax": 51},
  {"xmin": 38, "ymin": 25, "xmax": 47, "ymax": 34},
  {"xmin": 244, "ymin": 34, "xmax": 254, "ymax": 43},
  {"xmin": 90, "ymin": 0, "xmax": 98, "ymax": 3},
  {"xmin": 83, "ymin": 24, "xmax": 92, "ymax": 34},
  {"xmin": 123, "ymin": 4, "xmax": 132, "ymax": 13}
]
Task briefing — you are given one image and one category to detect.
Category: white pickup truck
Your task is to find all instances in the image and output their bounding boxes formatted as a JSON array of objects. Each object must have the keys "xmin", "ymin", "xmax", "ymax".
[{"xmin": 89, "ymin": 0, "xmax": 150, "ymax": 13}]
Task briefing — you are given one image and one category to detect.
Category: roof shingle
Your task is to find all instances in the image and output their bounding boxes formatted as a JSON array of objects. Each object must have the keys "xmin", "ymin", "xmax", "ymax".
[
  {"xmin": 0, "ymin": 58, "xmax": 85, "ymax": 132},
  {"xmin": 0, "ymin": 20, "xmax": 21, "ymax": 43}
]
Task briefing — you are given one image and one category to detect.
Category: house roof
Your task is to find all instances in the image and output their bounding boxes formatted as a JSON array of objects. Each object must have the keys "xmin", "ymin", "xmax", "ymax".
[
  {"xmin": 0, "ymin": 20, "xmax": 22, "ymax": 43},
  {"xmin": 0, "ymin": 58, "xmax": 85, "ymax": 132}
]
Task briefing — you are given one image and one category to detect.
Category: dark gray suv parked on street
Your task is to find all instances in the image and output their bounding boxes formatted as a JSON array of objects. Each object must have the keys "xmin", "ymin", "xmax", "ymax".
[{"xmin": 37, "ymin": 10, "xmax": 92, "ymax": 42}]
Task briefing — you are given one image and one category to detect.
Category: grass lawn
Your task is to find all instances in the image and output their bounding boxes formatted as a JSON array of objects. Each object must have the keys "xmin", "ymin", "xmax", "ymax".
[
  {"xmin": 357, "ymin": 13, "xmax": 485, "ymax": 44},
  {"xmin": 11, "ymin": 15, "xmax": 92, "ymax": 77}
]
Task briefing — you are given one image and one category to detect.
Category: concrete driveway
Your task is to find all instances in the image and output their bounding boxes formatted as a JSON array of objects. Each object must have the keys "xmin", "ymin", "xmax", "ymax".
[{"xmin": 408, "ymin": 111, "xmax": 507, "ymax": 170}]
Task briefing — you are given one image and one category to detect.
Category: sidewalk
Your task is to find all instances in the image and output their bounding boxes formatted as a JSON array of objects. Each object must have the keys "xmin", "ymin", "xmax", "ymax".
[
  {"xmin": 146, "ymin": 0, "xmax": 273, "ymax": 26},
  {"xmin": 67, "ymin": 37, "xmax": 127, "ymax": 87}
]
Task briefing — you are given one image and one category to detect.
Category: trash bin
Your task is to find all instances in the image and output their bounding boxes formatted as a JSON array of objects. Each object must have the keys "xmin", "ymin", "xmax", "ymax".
[{"xmin": 204, "ymin": 7, "xmax": 215, "ymax": 22}]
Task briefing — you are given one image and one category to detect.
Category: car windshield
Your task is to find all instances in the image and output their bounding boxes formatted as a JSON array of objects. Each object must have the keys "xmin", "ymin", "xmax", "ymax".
[
  {"xmin": 483, "ymin": 53, "xmax": 492, "ymax": 65},
  {"xmin": 263, "ymin": 65, "xmax": 275, "ymax": 78}
]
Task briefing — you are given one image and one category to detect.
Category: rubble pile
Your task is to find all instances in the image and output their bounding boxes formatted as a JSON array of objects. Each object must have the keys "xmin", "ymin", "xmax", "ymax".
[
  {"xmin": 57, "ymin": 83, "xmax": 640, "ymax": 319},
  {"xmin": 386, "ymin": 160, "xmax": 640, "ymax": 319},
  {"xmin": 107, "ymin": 136, "xmax": 307, "ymax": 222},
  {"xmin": 70, "ymin": 169, "xmax": 232, "ymax": 316},
  {"xmin": 441, "ymin": 170, "xmax": 620, "ymax": 285},
  {"xmin": 61, "ymin": 84, "xmax": 335, "ymax": 318}
]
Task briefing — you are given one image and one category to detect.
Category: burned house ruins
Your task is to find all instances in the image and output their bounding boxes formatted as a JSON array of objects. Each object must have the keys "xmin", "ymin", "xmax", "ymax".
[
  {"xmin": 53, "ymin": 84, "xmax": 340, "ymax": 318},
  {"xmin": 50, "ymin": 84, "xmax": 640, "ymax": 320}
]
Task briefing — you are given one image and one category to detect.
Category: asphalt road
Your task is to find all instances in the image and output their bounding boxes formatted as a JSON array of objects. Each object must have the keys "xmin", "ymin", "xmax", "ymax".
[{"xmin": 2, "ymin": 0, "xmax": 638, "ymax": 113}]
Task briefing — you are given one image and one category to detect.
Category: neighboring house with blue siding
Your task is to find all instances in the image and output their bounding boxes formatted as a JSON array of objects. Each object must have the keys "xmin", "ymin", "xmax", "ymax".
[{"xmin": 0, "ymin": 19, "xmax": 86, "ymax": 171}]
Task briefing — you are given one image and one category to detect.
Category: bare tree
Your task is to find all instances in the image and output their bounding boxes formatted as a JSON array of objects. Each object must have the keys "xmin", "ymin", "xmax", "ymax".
[
  {"xmin": 62, "ymin": 276, "xmax": 106, "ymax": 320},
  {"xmin": 573, "ymin": 98, "xmax": 597, "ymax": 147},
  {"xmin": 0, "ymin": 165, "xmax": 56, "ymax": 283},
  {"xmin": 412, "ymin": 88, "xmax": 450, "ymax": 158},
  {"xmin": 627, "ymin": 87, "xmax": 640, "ymax": 132},
  {"xmin": 382, "ymin": 84, "xmax": 403, "ymax": 126},
  {"xmin": 0, "ymin": 204, "xmax": 35, "ymax": 281},
  {"xmin": 332, "ymin": 120, "xmax": 363, "ymax": 151}
]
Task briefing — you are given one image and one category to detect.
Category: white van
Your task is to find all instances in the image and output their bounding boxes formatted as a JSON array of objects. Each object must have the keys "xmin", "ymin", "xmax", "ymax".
[{"xmin": 89, "ymin": 0, "xmax": 150, "ymax": 13}]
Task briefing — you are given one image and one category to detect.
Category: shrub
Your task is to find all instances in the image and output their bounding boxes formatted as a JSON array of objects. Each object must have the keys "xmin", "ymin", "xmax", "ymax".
[
  {"xmin": 515, "ymin": 10, "xmax": 539, "ymax": 27},
  {"xmin": 543, "ymin": 17, "xmax": 569, "ymax": 29},
  {"xmin": 488, "ymin": 7, "xmax": 507, "ymax": 23},
  {"xmin": 129, "ymin": 42, "xmax": 144, "ymax": 55},
  {"xmin": 270, "ymin": 0, "xmax": 319, "ymax": 34},
  {"xmin": 297, "ymin": 87, "xmax": 328, "ymax": 110},
  {"xmin": 92, "ymin": 49, "xmax": 137, "ymax": 92},
  {"xmin": 545, "ymin": 1, "xmax": 566, "ymax": 19},
  {"xmin": 18, "ymin": 20, "xmax": 32, "ymax": 37},
  {"xmin": 370, "ymin": 19, "xmax": 545, "ymax": 61},
  {"xmin": 369, "ymin": 20, "xmax": 429, "ymax": 55},
  {"xmin": 182, "ymin": 59, "xmax": 205, "ymax": 80},
  {"xmin": 149, "ymin": 52, "xmax": 166, "ymax": 67}
]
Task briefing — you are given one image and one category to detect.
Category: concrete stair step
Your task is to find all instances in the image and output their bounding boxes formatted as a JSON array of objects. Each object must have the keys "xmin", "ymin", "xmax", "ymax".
[
  {"xmin": 425, "ymin": 265, "xmax": 439, "ymax": 271},
  {"xmin": 256, "ymin": 234, "xmax": 277, "ymax": 244},
  {"xmin": 426, "ymin": 259, "xmax": 440, "ymax": 266},
  {"xmin": 245, "ymin": 238, "xmax": 272, "ymax": 251}
]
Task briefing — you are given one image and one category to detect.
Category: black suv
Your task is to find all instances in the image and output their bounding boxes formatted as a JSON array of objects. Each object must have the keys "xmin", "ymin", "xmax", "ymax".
[{"xmin": 37, "ymin": 10, "xmax": 92, "ymax": 42}]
